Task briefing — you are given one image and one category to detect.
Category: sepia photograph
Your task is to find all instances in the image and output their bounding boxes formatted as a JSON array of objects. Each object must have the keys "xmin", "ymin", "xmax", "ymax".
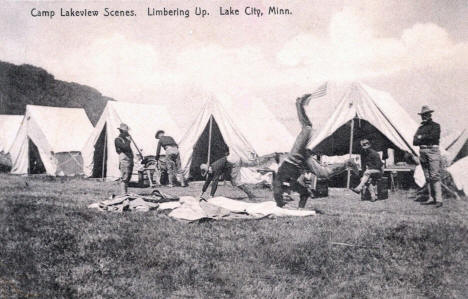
[{"xmin": 0, "ymin": 0, "xmax": 467, "ymax": 297}]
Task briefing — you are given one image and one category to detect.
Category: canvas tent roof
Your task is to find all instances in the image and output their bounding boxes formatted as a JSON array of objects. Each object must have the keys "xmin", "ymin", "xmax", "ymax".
[
  {"xmin": 304, "ymin": 82, "xmax": 419, "ymax": 157},
  {"xmin": 178, "ymin": 98, "xmax": 256, "ymax": 179},
  {"xmin": 303, "ymin": 82, "xmax": 428, "ymax": 187},
  {"xmin": 223, "ymin": 98, "xmax": 294, "ymax": 156},
  {"xmin": 447, "ymin": 156, "xmax": 468, "ymax": 193},
  {"xmin": 82, "ymin": 101, "xmax": 181, "ymax": 180},
  {"xmin": 0, "ymin": 115, "xmax": 23, "ymax": 154},
  {"xmin": 9, "ymin": 105, "xmax": 93, "ymax": 175},
  {"xmin": 442, "ymin": 129, "xmax": 468, "ymax": 165}
]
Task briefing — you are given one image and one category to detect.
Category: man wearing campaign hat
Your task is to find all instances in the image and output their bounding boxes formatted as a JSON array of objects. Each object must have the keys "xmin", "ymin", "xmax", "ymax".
[
  {"xmin": 115, "ymin": 123, "xmax": 134, "ymax": 195},
  {"xmin": 413, "ymin": 105, "xmax": 443, "ymax": 208}
]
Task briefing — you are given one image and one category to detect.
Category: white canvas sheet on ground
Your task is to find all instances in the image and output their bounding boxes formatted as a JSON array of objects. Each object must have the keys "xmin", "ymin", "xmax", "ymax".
[
  {"xmin": 168, "ymin": 196, "xmax": 316, "ymax": 221},
  {"xmin": 81, "ymin": 101, "xmax": 181, "ymax": 180},
  {"xmin": 0, "ymin": 115, "xmax": 23, "ymax": 154},
  {"xmin": 9, "ymin": 105, "xmax": 93, "ymax": 175},
  {"xmin": 304, "ymin": 82, "xmax": 423, "ymax": 185}
]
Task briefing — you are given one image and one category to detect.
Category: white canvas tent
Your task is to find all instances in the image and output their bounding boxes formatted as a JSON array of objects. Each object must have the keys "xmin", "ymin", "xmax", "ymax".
[
  {"xmin": 82, "ymin": 101, "xmax": 181, "ymax": 180},
  {"xmin": 442, "ymin": 129, "xmax": 468, "ymax": 165},
  {"xmin": 226, "ymin": 98, "xmax": 294, "ymax": 156},
  {"xmin": 0, "ymin": 115, "xmax": 23, "ymax": 154},
  {"xmin": 447, "ymin": 156, "xmax": 468, "ymax": 194},
  {"xmin": 178, "ymin": 98, "xmax": 257, "ymax": 180},
  {"xmin": 303, "ymin": 82, "xmax": 420, "ymax": 186},
  {"xmin": 0, "ymin": 115, "xmax": 23, "ymax": 168},
  {"xmin": 10, "ymin": 105, "xmax": 93, "ymax": 176}
]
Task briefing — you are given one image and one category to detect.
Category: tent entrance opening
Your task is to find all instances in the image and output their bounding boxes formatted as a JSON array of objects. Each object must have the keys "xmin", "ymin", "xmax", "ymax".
[
  {"xmin": 314, "ymin": 119, "xmax": 412, "ymax": 188},
  {"xmin": 92, "ymin": 124, "xmax": 108, "ymax": 178},
  {"xmin": 28, "ymin": 138, "xmax": 46, "ymax": 174},
  {"xmin": 189, "ymin": 117, "xmax": 229, "ymax": 180}
]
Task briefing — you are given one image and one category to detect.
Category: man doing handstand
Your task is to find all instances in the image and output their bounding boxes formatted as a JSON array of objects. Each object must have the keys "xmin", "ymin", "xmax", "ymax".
[
  {"xmin": 273, "ymin": 94, "xmax": 359, "ymax": 208},
  {"xmin": 199, "ymin": 152, "xmax": 257, "ymax": 200}
]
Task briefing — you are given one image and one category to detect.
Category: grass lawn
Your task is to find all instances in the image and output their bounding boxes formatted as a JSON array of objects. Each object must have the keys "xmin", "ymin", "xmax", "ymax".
[{"xmin": 0, "ymin": 173, "xmax": 467, "ymax": 298}]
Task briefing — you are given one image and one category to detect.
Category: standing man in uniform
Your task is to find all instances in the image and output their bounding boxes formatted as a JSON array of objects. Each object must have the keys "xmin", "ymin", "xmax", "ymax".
[
  {"xmin": 351, "ymin": 139, "xmax": 383, "ymax": 201},
  {"xmin": 155, "ymin": 130, "xmax": 186, "ymax": 187},
  {"xmin": 413, "ymin": 105, "xmax": 443, "ymax": 207},
  {"xmin": 115, "ymin": 123, "xmax": 134, "ymax": 195}
]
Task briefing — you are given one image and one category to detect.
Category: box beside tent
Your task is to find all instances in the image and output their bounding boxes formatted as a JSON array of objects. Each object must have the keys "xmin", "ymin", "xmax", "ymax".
[{"xmin": 9, "ymin": 105, "xmax": 93, "ymax": 176}]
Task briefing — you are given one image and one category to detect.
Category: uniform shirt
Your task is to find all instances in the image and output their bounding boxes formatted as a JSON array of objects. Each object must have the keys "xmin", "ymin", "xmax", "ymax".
[
  {"xmin": 115, "ymin": 135, "xmax": 133, "ymax": 161},
  {"xmin": 202, "ymin": 156, "xmax": 231, "ymax": 196},
  {"xmin": 360, "ymin": 148, "xmax": 383, "ymax": 170},
  {"xmin": 155, "ymin": 136, "xmax": 178, "ymax": 160},
  {"xmin": 413, "ymin": 119, "xmax": 440, "ymax": 146}
]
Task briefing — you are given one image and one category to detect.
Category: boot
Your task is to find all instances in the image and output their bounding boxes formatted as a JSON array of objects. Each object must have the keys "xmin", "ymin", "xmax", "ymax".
[
  {"xmin": 433, "ymin": 181, "xmax": 443, "ymax": 207},
  {"xmin": 298, "ymin": 194, "xmax": 308, "ymax": 209},
  {"xmin": 368, "ymin": 184, "xmax": 377, "ymax": 202},
  {"xmin": 414, "ymin": 185, "xmax": 429, "ymax": 202},
  {"xmin": 167, "ymin": 173, "xmax": 174, "ymax": 187},
  {"xmin": 120, "ymin": 182, "xmax": 128, "ymax": 195},
  {"xmin": 274, "ymin": 195, "xmax": 285, "ymax": 208},
  {"xmin": 421, "ymin": 183, "xmax": 435, "ymax": 204},
  {"xmin": 177, "ymin": 173, "xmax": 187, "ymax": 187},
  {"xmin": 238, "ymin": 185, "xmax": 256, "ymax": 199},
  {"xmin": 153, "ymin": 169, "xmax": 162, "ymax": 186}
]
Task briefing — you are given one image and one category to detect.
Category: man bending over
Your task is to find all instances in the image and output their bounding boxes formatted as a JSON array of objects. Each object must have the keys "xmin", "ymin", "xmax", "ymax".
[
  {"xmin": 199, "ymin": 152, "xmax": 257, "ymax": 200},
  {"xmin": 155, "ymin": 130, "xmax": 186, "ymax": 187}
]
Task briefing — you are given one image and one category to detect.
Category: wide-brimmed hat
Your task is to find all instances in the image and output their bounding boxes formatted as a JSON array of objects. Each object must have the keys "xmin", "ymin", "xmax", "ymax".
[
  {"xmin": 418, "ymin": 105, "xmax": 434, "ymax": 115},
  {"xmin": 118, "ymin": 123, "xmax": 130, "ymax": 131}
]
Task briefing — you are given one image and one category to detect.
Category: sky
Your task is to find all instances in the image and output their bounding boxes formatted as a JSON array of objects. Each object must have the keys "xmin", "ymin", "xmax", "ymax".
[{"xmin": 1, "ymin": 0, "xmax": 467, "ymax": 135}]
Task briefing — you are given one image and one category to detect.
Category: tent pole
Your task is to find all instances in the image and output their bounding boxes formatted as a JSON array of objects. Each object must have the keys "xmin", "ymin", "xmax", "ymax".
[
  {"xmin": 207, "ymin": 115, "xmax": 213, "ymax": 165},
  {"xmin": 347, "ymin": 118, "xmax": 355, "ymax": 188},
  {"xmin": 101, "ymin": 126, "xmax": 107, "ymax": 181}
]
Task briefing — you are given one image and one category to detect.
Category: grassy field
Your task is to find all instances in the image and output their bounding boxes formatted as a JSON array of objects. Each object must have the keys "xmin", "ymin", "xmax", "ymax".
[{"xmin": 0, "ymin": 173, "xmax": 467, "ymax": 298}]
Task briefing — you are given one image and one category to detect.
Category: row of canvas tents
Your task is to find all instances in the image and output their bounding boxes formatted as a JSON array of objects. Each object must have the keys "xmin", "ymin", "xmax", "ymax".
[
  {"xmin": 0, "ymin": 98, "xmax": 294, "ymax": 180},
  {"xmin": 1, "ymin": 82, "xmax": 466, "ymax": 193}
]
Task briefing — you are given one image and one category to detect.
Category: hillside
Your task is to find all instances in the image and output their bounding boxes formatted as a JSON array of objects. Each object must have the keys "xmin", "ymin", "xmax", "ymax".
[{"xmin": 0, "ymin": 61, "xmax": 112, "ymax": 125}]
